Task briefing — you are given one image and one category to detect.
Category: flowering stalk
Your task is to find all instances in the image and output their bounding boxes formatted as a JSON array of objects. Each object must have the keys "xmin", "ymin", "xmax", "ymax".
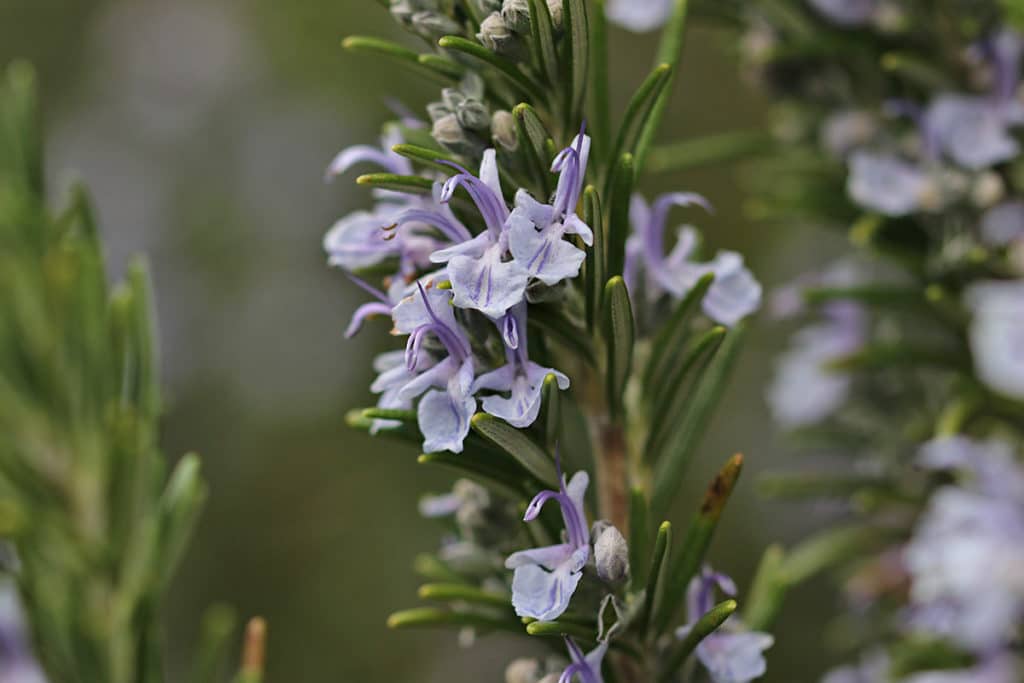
[{"xmin": 329, "ymin": 1, "xmax": 769, "ymax": 680}]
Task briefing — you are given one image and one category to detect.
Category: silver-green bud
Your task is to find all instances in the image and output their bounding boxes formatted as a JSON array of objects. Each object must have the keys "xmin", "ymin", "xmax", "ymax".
[
  {"xmin": 432, "ymin": 112, "xmax": 468, "ymax": 147},
  {"xmin": 592, "ymin": 521, "xmax": 630, "ymax": 584},
  {"xmin": 501, "ymin": 0, "xmax": 530, "ymax": 33},
  {"xmin": 411, "ymin": 11, "xmax": 461, "ymax": 40},
  {"xmin": 492, "ymin": 110, "xmax": 518, "ymax": 151},
  {"xmin": 456, "ymin": 99, "xmax": 492, "ymax": 132},
  {"xmin": 478, "ymin": 12, "xmax": 525, "ymax": 60}
]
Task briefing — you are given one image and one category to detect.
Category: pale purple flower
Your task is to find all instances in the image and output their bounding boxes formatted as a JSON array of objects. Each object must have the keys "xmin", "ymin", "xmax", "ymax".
[
  {"xmin": 980, "ymin": 201, "xmax": 1024, "ymax": 247},
  {"xmin": 807, "ymin": 0, "xmax": 876, "ymax": 27},
  {"xmin": 325, "ymin": 125, "xmax": 412, "ymax": 181},
  {"xmin": 820, "ymin": 110, "xmax": 878, "ymax": 158},
  {"xmin": 768, "ymin": 261, "xmax": 868, "ymax": 429},
  {"xmin": 558, "ymin": 637, "xmax": 608, "ymax": 683},
  {"xmin": 430, "ymin": 150, "xmax": 529, "ymax": 318},
  {"xmin": 605, "ymin": 0, "xmax": 673, "ymax": 33},
  {"xmin": 904, "ymin": 437, "xmax": 1024, "ymax": 652},
  {"xmin": 0, "ymin": 583, "xmax": 47, "ymax": 683},
  {"xmin": 391, "ymin": 283, "xmax": 477, "ymax": 453},
  {"xmin": 505, "ymin": 468, "xmax": 590, "ymax": 621},
  {"xmin": 369, "ymin": 348, "xmax": 435, "ymax": 434},
  {"xmin": 902, "ymin": 656, "xmax": 1019, "ymax": 683},
  {"xmin": 847, "ymin": 150, "xmax": 928, "ymax": 217},
  {"xmin": 509, "ymin": 132, "xmax": 594, "ymax": 286},
  {"xmin": 677, "ymin": 567, "xmax": 774, "ymax": 683},
  {"xmin": 473, "ymin": 304, "xmax": 570, "ymax": 428},
  {"xmin": 925, "ymin": 31, "xmax": 1024, "ymax": 170},
  {"xmin": 965, "ymin": 280, "xmax": 1024, "ymax": 399},
  {"xmin": 624, "ymin": 193, "xmax": 762, "ymax": 326},
  {"xmin": 820, "ymin": 650, "xmax": 889, "ymax": 683}
]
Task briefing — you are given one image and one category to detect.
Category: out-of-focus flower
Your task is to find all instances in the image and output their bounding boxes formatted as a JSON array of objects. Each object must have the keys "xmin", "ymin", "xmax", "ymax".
[
  {"xmin": 846, "ymin": 151, "xmax": 930, "ymax": 216},
  {"xmin": 980, "ymin": 200, "xmax": 1024, "ymax": 246},
  {"xmin": 0, "ymin": 583, "xmax": 47, "ymax": 683},
  {"xmin": 904, "ymin": 437, "xmax": 1024, "ymax": 652},
  {"xmin": 902, "ymin": 656, "xmax": 1019, "ymax": 683},
  {"xmin": 605, "ymin": 0, "xmax": 673, "ymax": 33},
  {"xmin": 807, "ymin": 0, "xmax": 876, "ymax": 27},
  {"xmin": 506, "ymin": 468, "xmax": 590, "ymax": 621},
  {"xmin": 624, "ymin": 193, "xmax": 761, "ymax": 326},
  {"xmin": 965, "ymin": 280, "xmax": 1024, "ymax": 399},
  {"xmin": 819, "ymin": 650, "xmax": 889, "ymax": 683},
  {"xmin": 821, "ymin": 110, "xmax": 878, "ymax": 158},
  {"xmin": 677, "ymin": 567, "xmax": 774, "ymax": 683}
]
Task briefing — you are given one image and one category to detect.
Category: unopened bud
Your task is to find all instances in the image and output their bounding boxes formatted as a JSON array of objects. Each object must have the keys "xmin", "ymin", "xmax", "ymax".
[
  {"xmin": 492, "ymin": 110, "xmax": 518, "ymax": 150},
  {"xmin": 456, "ymin": 98, "xmax": 492, "ymax": 132},
  {"xmin": 592, "ymin": 521, "xmax": 630, "ymax": 584},
  {"xmin": 411, "ymin": 11, "xmax": 461, "ymax": 40},
  {"xmin": 432, "ymin": 112, "xmax": 467, "ymax": 147},
  {"xmin": 478, "ymin": 12, "xmax": 525, "ymax": 60},
  {"xmin": 501, "ymin": 0, "xmax": 530, "ymax": 33}
]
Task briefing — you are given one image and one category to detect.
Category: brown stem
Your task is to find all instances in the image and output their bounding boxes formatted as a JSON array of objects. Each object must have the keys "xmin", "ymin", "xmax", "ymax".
[{"xmin": 593, "ymin": 418, "xmax": 630, "ymax": 533}]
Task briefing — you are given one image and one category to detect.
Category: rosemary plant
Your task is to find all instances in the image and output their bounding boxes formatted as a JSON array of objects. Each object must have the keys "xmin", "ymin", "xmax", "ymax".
[
  {"xmin": 0, "ymin": 64, "xmax": 265, "ymax": 683},
  {"xmin": 328, "ymin": 1, "xmax": 777, "ymax": 681}
]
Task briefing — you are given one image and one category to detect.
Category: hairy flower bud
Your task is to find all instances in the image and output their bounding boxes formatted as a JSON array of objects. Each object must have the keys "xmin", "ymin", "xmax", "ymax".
[
  {"xmin": 433, "ymin": 112, "xmax": 469, "ymax": 146},
  {"xmin": 501, "ymin": 0, "xmax": 530, "ymax": 33},
  {"xmin": 456, "ymin": 98, "xmax": 492, "ymax": 132},
  {"xmin": 492, "ymin": 110, "xmax": 518, "ymax": 151},
  {"xmin": 478, "ymin": 12, "xmax": 525, "ymax": 60},
  {"xmin": 411, "ymin": 11, "xmax": 461, "ymax": 40},
  {"xmin": 592, "ymin": 521, "xmax": 630, "ymax": 584}
]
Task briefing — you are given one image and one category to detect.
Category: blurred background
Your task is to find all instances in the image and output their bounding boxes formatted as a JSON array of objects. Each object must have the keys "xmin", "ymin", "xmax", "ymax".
[{"xmin": 2, "ymin": 1, "xmax": 852, "ymax": 680}]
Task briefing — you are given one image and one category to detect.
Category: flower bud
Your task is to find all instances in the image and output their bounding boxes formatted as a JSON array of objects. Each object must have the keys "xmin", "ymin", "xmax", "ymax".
[
  {"xmin": 456, "ymin": 98, "xmax": 492, "ymax": 132},
  {"xmin": 478, "ymin": 12, "xmax": 525, "ymax": 60},
  {"xmin": 501, "ymin": 0, "xmax": 530, "ymax": 33},
  {"xmin": 433, "ymin": 112, "xmax": 469, "ymax": 147},
  {"xmin": 592, "ymin": 521, "xmax": 630, "ymax": 584},
  {"xmin": 411, "ymin": 11, "xmax": 461, "ymax": 40},
  {"xmin": 972, "ymin": 171, "xmax": 1005, "ymax": 209},
  {"xmin": 492, "ymin": 110, "xmax": 518, "ymax": 151},
  {"xmin": 505, "ymin": 659, "xmax": 541, "ymax": 683}
]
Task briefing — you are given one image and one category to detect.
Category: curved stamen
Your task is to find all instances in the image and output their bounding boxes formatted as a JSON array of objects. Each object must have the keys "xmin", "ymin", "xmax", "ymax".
[
  {"xmin": 396, "ymin": 208, "xmax": 472, "ymax": 244},
  {"xmin": 438, "ymin": 160, "xmax": 509, "ymax": 236},
  {"xmin": 417, "ymin": 282, "xmax": 471, "ymax": 360},
  {"xmin": 346, "ymin": 273, "xmax": 389, "ymax": 303}
]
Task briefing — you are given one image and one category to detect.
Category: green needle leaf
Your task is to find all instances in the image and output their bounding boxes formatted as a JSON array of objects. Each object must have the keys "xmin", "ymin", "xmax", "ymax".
[
  {"xmin": 646, "ymin": 130, "xmax": 776, "ymax": 175},
  {"xmin": 356, "ymin": 173, "xmax": 435, "ymax": 195},
  {"xmin": 342, "ymin": 36, "xmax": 458, "ymax": 84},
  {"xmin": 643, "ymin": 273, "xmax": 715, "ymax": 391},
  {"xmin": 563, "ymin": 0, "xmax": 590, "ymax": 129},
  {"xmin": 582, "ymin": 185, "xmax": 605, "ymax": 330},
  {"xmin": 658, "ymin": 599, "xmax": 737, "ymax": 682},
  {"xmin": 542, "ymin": 373, "xmax": 563, "ymax": 450},
  {"xmin": 628, "ymin": 488, "xmax": 651, "ymax": 590},
  {"xmin": 607, "ymin": 63, "xmax": 672, "ymax": 182},
  {"xmin": 639, "ymin": 520, "xmax": 671, "ymax": 634},
  {"xmin": 526, "ymin": 0, "xmax": 559, "ymax": 86},
  {"xmin": 742, "ymin": 544, "xmax": 788, "ymax": 632},
  {"xmin": 159, "ymin": 453, "xmax": 209, "ymax": 587},
  {"xmin": 387, "ymin": 607, "xmax": 522, "ymax": 633},
  {"xmin": 513, "ymin": 102, "xmax": 556, "ymax": 195},
  {"xmin": 605, "ymin": 153, "xmax": 635, "ymax": 278},
  {"xmin": 438, "ymin": 36, "xmax": 545, "ymax": 100},
  {"xmin": 783, "ymin": 524, "xmax": 899, "ymax": 585},
  {"xmin": 602, "ymin": 276, "xmax": 635, "ymax": 419},
  {"xmin": 650, "ymin": 324, "xmax": 746, "ymax": 518},
  {"xmin": 362, "ymin": 407, "xmax": 417, "ymax": 423},
  {"xmin": 589, "ymin": 0, "xmax": 611, "ymax": 160},
  {"xmin": 525, "ymin": 619, "xmax": 596, "ymax": 641},
  {"xmin": 417, "ymin": 451, "xmax": 528, "ymax": 500},
  {"xmin": 418, "ymin": 583, "xmax": 511, "ymax": 608},
  {"xmin": 635, "ymin": 0, "xmax": 691, "ymax": 172},
  {"xmin": 654, "ymin": 454, "xmax": 743, "ymax": 633},
  {"xmin": 470, "ymin": 413, "xmax": 559, "ymax": 488}
]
